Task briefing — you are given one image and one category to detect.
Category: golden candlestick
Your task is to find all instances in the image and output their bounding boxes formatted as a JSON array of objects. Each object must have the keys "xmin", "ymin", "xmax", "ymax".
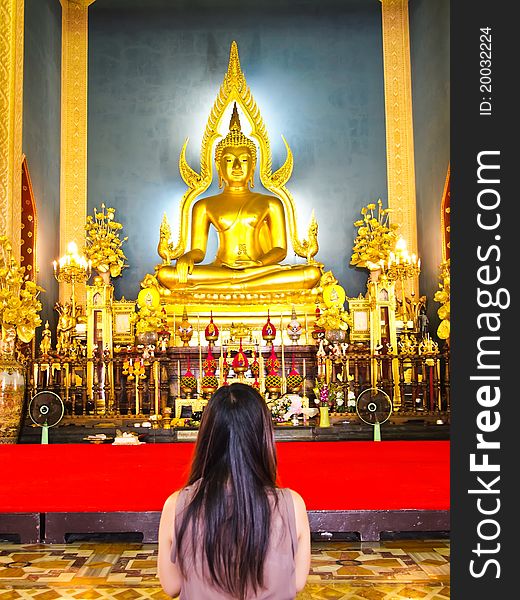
[
  {"xmin": 198, "ymin": 314, "xmax": 203, "ymax": 394},
  {"xmin": 302, "ymin": 358, "xmax": 308, "ymax": 407},
  {"xmin": 153, "ymin": 360, "xmax": 160, "ymax": 416},
  {"xmin": 280, "ymin": 313, "xmax": 286, "ymax": 394},
  {"xmin": 385, "ymin": 236, "xmax": 421, "ymax": 324},
  {"xmin": 53, "ymin": 241, "xmax": 91, "ymax": 319},
  {"xmin": 135, "ymin": 369, "xmax": 140, "ymax": 416},
  {"xmin": 219, "ymin": 342, "xmax": 224, "ymax": 387}
]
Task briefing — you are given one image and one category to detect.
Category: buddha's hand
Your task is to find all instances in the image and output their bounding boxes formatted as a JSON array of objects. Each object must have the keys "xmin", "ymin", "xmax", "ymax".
[
  {"xmin": 175, "ymin": 255, "xmax": 195, "ymax": 283},
  {"xmin": 224, "ymin": 259, "xmax": 263, "ymax": 270}
]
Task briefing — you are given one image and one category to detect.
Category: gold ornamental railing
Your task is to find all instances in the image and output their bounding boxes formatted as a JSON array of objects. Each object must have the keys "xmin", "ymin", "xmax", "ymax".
[
  {"xmin": 22, "ymin": 345, "xmax": 450, "ymax": 420},
  {"xmin": 320, "ymin": 347, "xmax": 450, "ymax": 415}
]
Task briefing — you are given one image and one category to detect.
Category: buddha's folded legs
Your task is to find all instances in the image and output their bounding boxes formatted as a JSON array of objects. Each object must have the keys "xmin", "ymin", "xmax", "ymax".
[{"xmin": 156, "ymin": 263, "xmax": 322, "ymax": 292}]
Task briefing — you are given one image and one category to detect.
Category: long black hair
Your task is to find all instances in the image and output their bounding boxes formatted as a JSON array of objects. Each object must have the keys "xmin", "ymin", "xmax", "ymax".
[{"xmin": 176, "ymin": 382, "xmax": 278, "ymax": 599}]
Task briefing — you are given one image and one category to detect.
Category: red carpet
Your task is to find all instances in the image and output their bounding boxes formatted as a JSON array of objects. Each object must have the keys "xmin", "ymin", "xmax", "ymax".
[{"xmin": 0, "ymin": 441, "xmax": 449, "ymax": 512}]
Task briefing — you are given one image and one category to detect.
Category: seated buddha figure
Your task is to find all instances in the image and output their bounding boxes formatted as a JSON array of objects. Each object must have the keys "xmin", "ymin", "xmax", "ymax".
[{"xmin": 156, "ymin": 105, "xmax": 322, "ymax": 293}]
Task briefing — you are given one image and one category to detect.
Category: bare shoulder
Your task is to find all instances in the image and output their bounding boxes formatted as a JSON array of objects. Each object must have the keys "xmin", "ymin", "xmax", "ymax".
[
  {"xmin": 160, "ymin": 490, "xmax": 180, "ymax": 525},
  {"xmin": 288, "ymin": 488, "xmax": 308, "ymax": 514},
  {"xmin": 163, "ymin": 490, "xmax": 180, "ymax": 511},
  {"xmin": 287, "ymin": 489, "xmax": 310, "ymax": 547},
  {"xmin": 157, "ymin": 490, "xmax": 183, "ymax": 597},
  {"xmin": 287, "ymin": 489, "xmax": 311, "ymax": 591}
]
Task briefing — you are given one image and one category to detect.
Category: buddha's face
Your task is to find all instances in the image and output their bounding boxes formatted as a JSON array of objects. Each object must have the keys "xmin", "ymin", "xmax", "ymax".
[{"xmin": 218, "ymin": 146, "xmax": 254, "ymax": 188}]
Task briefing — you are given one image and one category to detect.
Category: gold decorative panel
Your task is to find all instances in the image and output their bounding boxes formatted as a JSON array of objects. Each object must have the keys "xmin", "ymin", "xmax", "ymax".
[
  {"xmin": 441, "ymin": 163, "xmax": 450, "ymax": 262},
  {"xmin": 0, "ymin": 0, "xmax": 24, "ymax": 256},
  {"xmin": 380, "ymin": 0, "xmax": 418, "ymax": 292},
  {"xmin": 59, "ymin": 0, "xmax": 94, "ymax": 303}
]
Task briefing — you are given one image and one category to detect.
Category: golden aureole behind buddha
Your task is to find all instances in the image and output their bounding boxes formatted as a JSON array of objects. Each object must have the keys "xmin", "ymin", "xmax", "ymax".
[{"xmin": 142, "ymin": 41, "xmax": 333, "ymax": 319}]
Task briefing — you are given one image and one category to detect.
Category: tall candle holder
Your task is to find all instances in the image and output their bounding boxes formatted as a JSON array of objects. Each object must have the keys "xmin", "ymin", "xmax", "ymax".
[
  {"xmin": 385, "ymin": 236, "xmax": 421, "ymax": 324},
  {"xmin": 53, "ymin": 241, "xmax": 91, "ymax": 319}
]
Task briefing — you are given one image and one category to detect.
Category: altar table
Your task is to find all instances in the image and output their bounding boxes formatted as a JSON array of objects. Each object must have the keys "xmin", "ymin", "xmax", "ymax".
[{"xmin": 0, "ymin": 441, "xmax": 449, "ymax": 542}]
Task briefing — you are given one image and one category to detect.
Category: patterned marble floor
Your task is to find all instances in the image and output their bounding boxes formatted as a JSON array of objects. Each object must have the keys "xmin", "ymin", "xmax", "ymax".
[{"xmin": 0, "ymin": 538, "xmax": 450, "ymax": 599}]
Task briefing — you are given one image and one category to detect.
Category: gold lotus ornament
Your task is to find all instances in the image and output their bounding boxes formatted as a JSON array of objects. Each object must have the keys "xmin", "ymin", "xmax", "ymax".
[
  {"xmin": 131, "ymin": 305, "xmax": 163, "ymax": 335},
  {"xmin": 350, "ymin": 199, "xmax": 399, "ymax": 269},
  {"xmin": 0, "ymin": 235, "xmax": 44, "ymax": 444},
  {"xmin": 316, "ymin": 304, "xmax": 350, "ymax": 333},
  {"xmin": 434, "ymin": 259, "xmax": 450, "ymax": 341},
  {"xmin": 0, "ymin": 236, "xmax": 44, "ymax": 344},
  {"xmin": 84, "ymin": 203, "xmax": 128, "ymax": 280}
]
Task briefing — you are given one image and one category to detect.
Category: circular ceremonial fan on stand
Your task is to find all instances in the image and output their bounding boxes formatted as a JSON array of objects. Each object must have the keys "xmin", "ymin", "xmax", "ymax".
[
  {"xmin": 28, "ymin": 391, "xmax": 65, "ymax": 444},
  {"xmin": 355, "ymin": 387, "xmax": 392, "ymax": 441}
]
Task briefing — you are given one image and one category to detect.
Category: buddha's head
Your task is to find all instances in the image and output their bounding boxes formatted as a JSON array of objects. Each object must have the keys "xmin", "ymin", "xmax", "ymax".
[{"xmin": 215, "ymin": 103, "xmax": 257, "ymax": 189}]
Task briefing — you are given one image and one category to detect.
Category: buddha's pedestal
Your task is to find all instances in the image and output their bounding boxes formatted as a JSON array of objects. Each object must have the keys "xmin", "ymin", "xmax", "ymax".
[{"xmin": 159, "ymin": 289, "xmax": 318, "ymax": 347}]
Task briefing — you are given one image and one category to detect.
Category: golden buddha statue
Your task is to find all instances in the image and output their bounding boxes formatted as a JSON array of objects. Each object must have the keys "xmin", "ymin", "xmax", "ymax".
[
  {"xmin": 156, "ymin": 104, "xmax": 321, "ymax": 293},
  {"xmin": 140, "ymin": 40, "xmax": 337, "ymax": 332}
]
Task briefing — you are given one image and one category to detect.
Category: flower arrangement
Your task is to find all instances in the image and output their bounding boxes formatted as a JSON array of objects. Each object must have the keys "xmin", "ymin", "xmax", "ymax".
[
  {"xmin": 84, "ymin": 203, "xmax": 128, "ymax": 278},
  {"xmin": 268, "ymin": 394, "xmax": 293, "ymax": 422},
  {"xmin": 0, "ymin": 235, "xmax": 44, "ymax": 347},
  {"xmin": 347, "ymin": 390, "xmax": 356, "ymax": 413},
  {"xmin": 316, "ymin": 304, "xmax": 351, "ymax": 332},
  {"xmin": 313, "ymin": 379, "xmax": 355, "ymax": 414},
  {"xmin": 350, "ymin": 199, "xmax": 399, "ymax": 269},
  {"xmin": 130, "ymin": 305, "xmax": 164, "ymax": 334},
  {"xmin": 268, "ymin": 393, "xmax": 303, "ymax": 423},
  {"xmin": 333, "ymin": 389, "xmax": 346, "ymax": 413},
  {"xmin": 434, "ymin": 258, "xmax": 450, "ymax": 340},
  {"xmin": 313, "ymin": 381, "xmax": 333, "ymax": 408}
]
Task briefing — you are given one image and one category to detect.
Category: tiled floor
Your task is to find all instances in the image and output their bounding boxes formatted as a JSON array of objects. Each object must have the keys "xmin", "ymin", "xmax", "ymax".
[{"xmin": 0, "ymin": 538, "xmax": 450, "ymax": 599}]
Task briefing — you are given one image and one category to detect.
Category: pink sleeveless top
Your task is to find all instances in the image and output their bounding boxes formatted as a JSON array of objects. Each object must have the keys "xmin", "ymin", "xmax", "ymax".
[{"xmin": 171, "ymin": 485, "xmax": 297, "ymax": 599}]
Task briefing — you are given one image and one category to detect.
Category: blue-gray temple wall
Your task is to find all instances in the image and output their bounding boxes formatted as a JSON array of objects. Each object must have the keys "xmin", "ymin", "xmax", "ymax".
[{"xmin": 22, "ymin": 0, "xmax": 449, "ymax": 343}]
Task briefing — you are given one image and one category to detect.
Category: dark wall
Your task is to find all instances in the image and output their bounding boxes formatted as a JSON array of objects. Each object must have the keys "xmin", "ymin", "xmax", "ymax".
[
  {"xmin": 22, "ymin": 0, "xmax": 62, "ymax": 345},
  {"xmin": 410, "ymin": 0, "xmax": 450, "ymax": 336},
  {"xmin": 87, "ymin": 0, "xmax": 387, "ymax": 302}
]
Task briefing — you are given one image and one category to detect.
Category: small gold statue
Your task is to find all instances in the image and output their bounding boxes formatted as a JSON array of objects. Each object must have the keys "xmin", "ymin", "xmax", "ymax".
[
  {"xmin": 156, "ymin": 104, "xmax": 322, "ymax": 293},
  {"xmin": 55, "ymin": 301, "xmax": 75, "ymax": 355},
  {"xmin": 229, "ymin": 322, "xmax": 252, "ymax": 342},
  {"xmin": 39, "ymin": 321, "xmax": 52, "ymax": 356},
  {"xmin": 157, "ymin": 213, "xmax": 174, "ymax": 265},
  {"xmin": 177, "ymin": 307, "xmax": 194, "ymax": 347}
]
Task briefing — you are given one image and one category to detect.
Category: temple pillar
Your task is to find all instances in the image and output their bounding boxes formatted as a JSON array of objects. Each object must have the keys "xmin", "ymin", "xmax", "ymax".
[
  {"xmin": 0, "ymin": 0, "xmax": 25, "ymax": 257},
  {"xmin": 58, "ymin": 0, "xmax": 96, "ymax": 305},
  {"xmin": 441, "ymin": 163, "xmax": 450, "ymax": 262},
  {"xmin": 379, "ymin": 0, "xmax": 419, "ymax": 295}
]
